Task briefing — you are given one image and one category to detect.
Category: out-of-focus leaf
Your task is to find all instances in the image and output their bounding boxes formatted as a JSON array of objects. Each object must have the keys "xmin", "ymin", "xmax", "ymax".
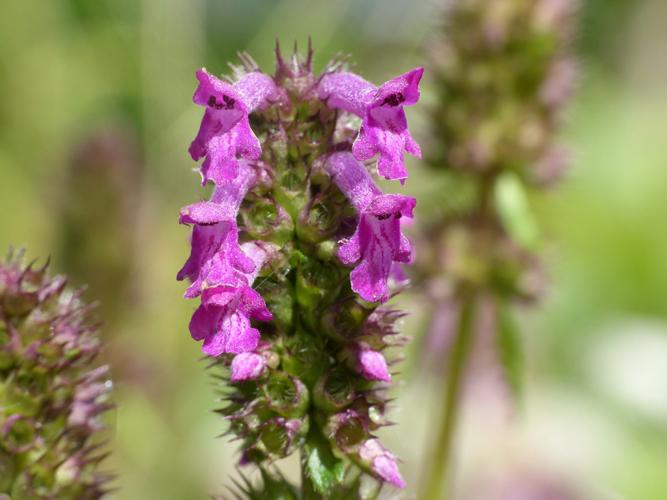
[
  {"xmin": 495, "ymin": 172, "xmax": 540, "ymax": 250},
  {"xmin": 496, "ymin": 302, "xmax": 523, "ymax": 402}
]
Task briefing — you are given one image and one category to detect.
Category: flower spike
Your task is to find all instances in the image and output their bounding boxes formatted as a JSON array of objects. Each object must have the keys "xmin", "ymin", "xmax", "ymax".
[{"xmin": 178, "ymin": 48, "xmax": 422, "ymax": 495}]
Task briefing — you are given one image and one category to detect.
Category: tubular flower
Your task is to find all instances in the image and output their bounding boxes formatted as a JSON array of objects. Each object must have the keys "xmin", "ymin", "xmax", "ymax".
[
  {"xmin": 189, "ymin": 69, "xmax": 283, "ymax": 184},
  {"xmin": 177, "ymin": 161, "xmax": 256, "ymax": 297},
  {"xmin": 189, "ymin": 242, "xmax": 273, "ymax": 357},
  {"xmin": 318, "ymin": 67, "xmax": 423, "ymax": 183},
  {"xmin": 177, "ymin": 45, "xmax": 423, "ymax": 496},
  {"xmin": 328, "ymin": 152, "xmax": 415, "ymax": 303}
]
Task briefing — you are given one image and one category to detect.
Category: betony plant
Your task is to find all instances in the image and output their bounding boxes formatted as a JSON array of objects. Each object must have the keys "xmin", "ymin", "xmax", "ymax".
[{"xmin": 176, "ymin": 42, "xmax": 423, "ymax": 498}]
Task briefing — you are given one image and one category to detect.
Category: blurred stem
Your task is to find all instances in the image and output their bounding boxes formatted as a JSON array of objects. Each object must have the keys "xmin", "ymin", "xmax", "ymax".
[{"xmin": 421, "ymin": 293, "xmax": 476, "ymax": 500}]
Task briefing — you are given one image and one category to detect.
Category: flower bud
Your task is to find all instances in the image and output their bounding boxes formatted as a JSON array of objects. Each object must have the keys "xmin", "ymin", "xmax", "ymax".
[{"xmin": 313, "ymin": 368, "xmax": 356, "ymax": 413}]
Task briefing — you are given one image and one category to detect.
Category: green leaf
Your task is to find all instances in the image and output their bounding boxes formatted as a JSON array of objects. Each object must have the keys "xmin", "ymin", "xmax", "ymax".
[
  {"xmin": 303, "ymin": 431, "xmax": 346, "ymax": 496},
  {"xmin": 495, "ymin": 172, "xmax": 540, "ymax": 250},
  {"xmin": 496, "ymin": 303, "xmax": 523, "ymax": 402}
]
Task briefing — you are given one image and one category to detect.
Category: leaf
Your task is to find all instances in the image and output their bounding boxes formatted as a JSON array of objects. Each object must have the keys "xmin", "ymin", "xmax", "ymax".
[
  {"xmin": 495, "ymin": 172, "xmax": 540, "ymax": 250},
  {"xmin": 304, "ymin": 431, "xmax": 346, "ymax": 496},
  {"xmin": 496, "ymin": 303, "xmax": 523, "ymax": 402}
]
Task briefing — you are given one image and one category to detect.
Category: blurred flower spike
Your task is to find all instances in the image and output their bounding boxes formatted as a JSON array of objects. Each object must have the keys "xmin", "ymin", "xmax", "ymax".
[{"xmin": 0, "ymin": 249, "xmax": 113, "ymax": 497}]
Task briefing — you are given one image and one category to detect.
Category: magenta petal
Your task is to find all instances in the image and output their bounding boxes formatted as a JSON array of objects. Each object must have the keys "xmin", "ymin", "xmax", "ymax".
[
  {"xmin": 240, "ymin": 286, "xmax": 273, "ymax": 322},
  {"xmin": 200, "ymin": 119, "xmax": 261, "ymax": 185},
  {"xmin": 193, "ymin": 69, "xmax": 246, "ymax": 130},
  {"xmin": 178, "ymin": 222, "xmax": 254, "ymax": 297},
  {"xmin": 371, "ymin": 67, "xmax": 424, "ymax": 109},
  {"xmin": 195, "ymin": 301, "xmax": 261, "ymax": 356},
  {"xmin": 349, "ymin": 249, "xmax": 391, "ymax": 303},
  {"xmin": 220, "ymin": 310, "xmax": 261, "ymax": 354},
  {"xmin": 366, "ymin": 194, "xmax": 416, "ymax": 219},
  {"xmin": 178, "ymin": 223, "xmax": 223, "ymax": 285},
  {"xmin": 338, "ymin": 232, "xmax": 361, "ymax": 265},
  {"xmin": 335, "ymin": 193, "xmax": 415, "ymax": 303},
  {"xmin": 373, "ymin": 455, "xmax": 406, "ymax": 489},
  {"xmin": 358, "ymin": 349, "xmax": 391, "ymax": 382},
  {"xmin": 350, "ymin": 67, "xmax": 424, "ymax": 182},
  {"xmin": 201, "ymin": 331, "xmax": 226, "ymax": 357},
  {"xmin": 353, "ymin": 120, "xmax": 418, "ymax": 183},
  {"xmin": 326, "ymin": 152, "xmax": 382, "ymax": 211},
  {"xmin": 179, "ymin": 201, "xmax": 229, "ymax": 225},
  {"xmin": 233, "ymin": 72, "xmax": 282, "ymax": 112},
  {"xmin": 317, "ymin": 72, "xmax": 376, "ymax": 117},
  {"xmin": 230, "ymin": 352, "xmax": 266, "ymax": 381},
  {"xmin": 200, "ymin": 134, "xmax": 240, "ymax": 184},
  {"xmin": 396, "ymin": 233, "xmax": 413, "ymax": 264},
  {"xmin": 189, "ymin": 111, "xmax": 219, "ymax": 161},
  {"xmin": 189, "ymin": 304, "xmax": 214, "ymax": 341}
]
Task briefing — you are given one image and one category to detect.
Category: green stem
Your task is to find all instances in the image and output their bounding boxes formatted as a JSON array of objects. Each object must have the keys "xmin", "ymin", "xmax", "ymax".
[{"xmin": 421, "ymin": 294, "xmax": 477, "ymax": 500}]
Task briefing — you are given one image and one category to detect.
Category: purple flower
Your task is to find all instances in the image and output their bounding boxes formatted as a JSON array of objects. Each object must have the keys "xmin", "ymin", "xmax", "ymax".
[
  {"xmin": 327, "ymin": 153, "xmax": 415, "ymax": 303},
  {"xmin": 177, "ymin": 162, "xmax": 256, "ymax": 297},
  {"xmin": 356, "ymin": 347, "xmax": 391, "ymax": 382},
  {"xmin": 189, "ymin": 243, "xmax": 273, "ymax": 357},
  {"xmin": 230, "ymin": 352, "xmax": 266, "ymax": 381},
  {"xmin": 189, "ymin": 69, "xmax": 281, "ymax": 184},
  {"xmin": 318, "ymin": 68, "xmax": 423, "ymax": 183},
  {"xmin": 359, "ymin": 438, "xmax": 405, "ymax": 488}
]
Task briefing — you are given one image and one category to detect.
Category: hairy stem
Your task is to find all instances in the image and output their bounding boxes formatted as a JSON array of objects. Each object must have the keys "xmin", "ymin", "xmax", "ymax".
[{"xmin": 421, "ymin": 294, "xmax": 477, "ymax": 500}]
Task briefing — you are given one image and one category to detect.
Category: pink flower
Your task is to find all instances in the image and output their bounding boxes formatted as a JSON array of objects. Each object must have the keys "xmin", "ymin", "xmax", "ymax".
[
  {"xmin": 230, "ymin": 352, "xmax": 266, "ymax": 381},
  {"xmin": 327, "ymin": 153, "xmax": 415, "ymax": 303},
  {"xmin": 177, "ymin": 162, "xmax": 256, "ymax": 297},
  {"xmin": 359, "ymin": 438, "xmax": 405, "ymax": 488},
  {"xmin": 189, "ymin": 242, "xmax": 273, "ymax": 357},
  {"xmin": 318, "ymin": 68, "xmax": 423, "ymax": 183},
  {"xmin": 357, "ymin": 347, "xmax": 391, "ymax": 382},
  {"xmin": 189, "ymin": 69, "xmax": 280, "ymax": 184}
]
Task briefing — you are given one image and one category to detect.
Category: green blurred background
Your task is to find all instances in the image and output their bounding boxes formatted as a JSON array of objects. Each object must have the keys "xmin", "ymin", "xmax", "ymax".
[{"xmin": 1, "ymin": 0, "xmax": 666, "ymax": 498}]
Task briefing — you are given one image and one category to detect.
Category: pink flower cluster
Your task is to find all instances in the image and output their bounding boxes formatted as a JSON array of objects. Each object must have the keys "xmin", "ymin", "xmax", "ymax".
[{"xmin": 178, "ymin": 64, "xmax": 422, "ymax": 489}]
